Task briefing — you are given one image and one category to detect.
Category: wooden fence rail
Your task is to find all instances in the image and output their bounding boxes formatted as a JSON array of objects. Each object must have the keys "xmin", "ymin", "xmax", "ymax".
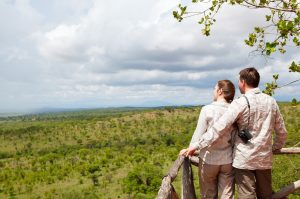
[
  {"xmin": 156, "ymin": 156, "xmax": 184, "ymax": 199},
  {"xmin": 156, "ymin": 147, "xmax": 300, "ymax": 199}
]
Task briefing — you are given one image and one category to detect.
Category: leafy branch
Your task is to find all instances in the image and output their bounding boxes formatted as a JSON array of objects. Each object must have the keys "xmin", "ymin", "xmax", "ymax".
[{"xmin": 173, "ymin": 0, "xmax": 299, "ymax": 96}]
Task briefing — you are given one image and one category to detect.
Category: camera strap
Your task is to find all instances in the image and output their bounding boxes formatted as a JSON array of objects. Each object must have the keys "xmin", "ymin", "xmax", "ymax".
[
  {"xmin": 237, "ymin": 92, "xmax": 260, "ymax": 143},
  {"xmin": 242, "ymin": 95, "xmax": 250, "ymax": 128}
]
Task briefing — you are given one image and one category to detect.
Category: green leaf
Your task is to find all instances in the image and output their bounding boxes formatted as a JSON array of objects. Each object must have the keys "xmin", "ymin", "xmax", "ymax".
[
  {"xmin": 173, "ymin": 11, "xmax": 179, "ymax": 19},
  {"xmin": 289, "ymin": 61, "xmax": 300, "ymax": 72},
  {"xmin": 279, "ymin": 48, "xmax": 286, "ymax": 53},
  {"xmin": 273, "ymin": 74, "xmax": 279, "ymax": 80},
  {"xmin": 265, "ymin": 42, "xmax": 277, "ymax": 55},
  {"xmin": 245, "ymin": 33, "xmax": 257, "ymax": 47},
  {"xmin": 287, "ymin": 21, "xmax": 294, "ymax": 30},
  {"xmin": 259, "ymin": 0, "xmax": 267, "ymax": 5},
  {"xmin": 293, "ymin": 37, "xmax": 300, "ymax": 46},
  {"xmin": 265, "ymin": 15, "xmax": 271, "ymax": 21},
  {"xmin": 202, "ymin": 25, "xmax": 211, "ymax": 36},
  {"xmin": 254, "ymin": 27, "xmax": 261, "ymax": 33},
  {"xmin": 198, "ymin": 18, "xmax": 204, "ymax": 24}
]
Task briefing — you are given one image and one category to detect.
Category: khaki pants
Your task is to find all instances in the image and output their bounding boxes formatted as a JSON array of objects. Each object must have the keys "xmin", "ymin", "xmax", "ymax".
[
  {"xmin": 235, "ymin": 168, "xmax": 272, "ymax": 199},
  {"xmin": 198, "ymin": 159, "xmax": 234, "ymax": 199}
]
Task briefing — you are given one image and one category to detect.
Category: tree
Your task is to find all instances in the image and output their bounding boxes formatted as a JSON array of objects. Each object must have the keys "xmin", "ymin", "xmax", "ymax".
[
  {"xmin": 123, "ymin": 163, "xmax": 163, "ymax": 198},
  {"xmin": 173, "ymin": 0, "xmax": 299, "ymax": 96}
]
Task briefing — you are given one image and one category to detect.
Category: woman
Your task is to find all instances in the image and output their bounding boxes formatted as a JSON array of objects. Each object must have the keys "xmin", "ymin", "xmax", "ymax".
[{"xmin": 180, "ymin": 80, "xmax": 236, "ymax": 199}]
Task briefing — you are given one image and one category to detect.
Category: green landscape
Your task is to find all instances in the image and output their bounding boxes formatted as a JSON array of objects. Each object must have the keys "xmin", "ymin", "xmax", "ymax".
[{"xmin": 0, "ymin": 103, "xmax": 299, "ymax": 199}]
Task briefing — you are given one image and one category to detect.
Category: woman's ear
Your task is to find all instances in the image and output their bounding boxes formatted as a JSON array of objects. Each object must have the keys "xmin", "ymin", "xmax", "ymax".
[{"xmin": 218, "ymin": 88, "xmax": 223, "ymax": 96}]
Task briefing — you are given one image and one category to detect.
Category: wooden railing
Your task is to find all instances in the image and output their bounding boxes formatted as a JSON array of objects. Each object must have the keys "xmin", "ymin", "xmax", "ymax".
[{"xmin": 156, "ymin": 147, "xmax": 300, "ymax": 199}]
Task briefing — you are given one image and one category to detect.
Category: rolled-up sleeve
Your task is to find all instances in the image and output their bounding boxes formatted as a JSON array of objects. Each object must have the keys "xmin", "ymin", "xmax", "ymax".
[
  {"xmin": 191, "ymin": 99, "xmax": 244, "ymax": 150},
  {"xmin": 272, "ymin": 103, "xmax": 287, "ymax": 150}
]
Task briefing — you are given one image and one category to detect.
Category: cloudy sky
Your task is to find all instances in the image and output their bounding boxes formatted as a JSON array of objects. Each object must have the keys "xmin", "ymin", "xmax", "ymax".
[{"xmin": 0, "ymin": 0, "xmax": 299, "ymax": 113}]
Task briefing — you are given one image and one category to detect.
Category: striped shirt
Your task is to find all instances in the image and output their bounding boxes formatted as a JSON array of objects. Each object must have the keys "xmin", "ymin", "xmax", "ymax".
[
  {"xmin": 189, "ymin": 100, "xmax": 236, "ymax": 165},
  {"xmin": 191, "ymin": 88, "xmax": 287, "ymax": 170}
]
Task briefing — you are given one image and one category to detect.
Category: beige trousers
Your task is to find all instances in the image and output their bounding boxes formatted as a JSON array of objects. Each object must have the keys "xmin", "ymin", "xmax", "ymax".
[
  {"xmin": 198, "ymin": 159, "xmax": 234, "ymax": 199},
  {"xmin": 235, "ymin": 168, "xmax": 272, "ymax": 199}
]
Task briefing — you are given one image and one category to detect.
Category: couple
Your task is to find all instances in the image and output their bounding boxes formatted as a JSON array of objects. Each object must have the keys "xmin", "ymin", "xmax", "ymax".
[{"xmin": 180, "ymin": 67, "xmax": 287, "ymax": 199}]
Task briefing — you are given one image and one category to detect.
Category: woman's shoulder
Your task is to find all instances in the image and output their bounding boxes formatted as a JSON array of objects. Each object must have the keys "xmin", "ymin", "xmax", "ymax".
[
  {"xmin": 205, "ymin": 101, "xmax": 229, "ymax": 109},
  {"xmin": 200, "ymin": 103, "xmax": 219, "ymax": 115},
  {"xmin": 200, "ymin": 104, "xmax": 212, "ymax": 112}
]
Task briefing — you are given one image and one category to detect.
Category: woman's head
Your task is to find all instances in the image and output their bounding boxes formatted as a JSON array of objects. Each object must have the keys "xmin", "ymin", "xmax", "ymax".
[{"xmin": 213, "ymin": 80, "xmax": 235, "ymax": 103}]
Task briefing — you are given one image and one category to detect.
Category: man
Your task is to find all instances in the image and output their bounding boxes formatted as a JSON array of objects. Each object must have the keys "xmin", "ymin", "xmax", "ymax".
[{"xmin": 184, "ymin": 67, "xmax": 287, "ymax": 199}]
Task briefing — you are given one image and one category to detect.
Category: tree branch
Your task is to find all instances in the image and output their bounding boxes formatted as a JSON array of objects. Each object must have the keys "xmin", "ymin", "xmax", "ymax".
[{"xmin": 242, "ymin": 0, "xmax": 297, "ymax": 12}]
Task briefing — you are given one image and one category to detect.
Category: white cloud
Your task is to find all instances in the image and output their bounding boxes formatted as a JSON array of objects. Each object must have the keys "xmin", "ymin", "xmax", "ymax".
[{"xmin": 0, "ymin": 0, "xmax": 298, "ymax": 112}]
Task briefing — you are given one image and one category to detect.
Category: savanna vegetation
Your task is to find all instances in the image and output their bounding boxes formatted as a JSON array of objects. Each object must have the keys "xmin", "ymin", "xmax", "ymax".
[{"xmin": 0, "ymin": 103, "xmax": 299, "ymax": 199}]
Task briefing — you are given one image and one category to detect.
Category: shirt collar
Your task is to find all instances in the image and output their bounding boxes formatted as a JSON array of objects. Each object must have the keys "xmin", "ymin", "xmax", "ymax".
[
  {"xmin": 211, "ymin": 100, "xmax": 229, "ymax": 107},
  {"xmin": 245, "ymin": 87, "xmax": 261, "ymax": 94}
]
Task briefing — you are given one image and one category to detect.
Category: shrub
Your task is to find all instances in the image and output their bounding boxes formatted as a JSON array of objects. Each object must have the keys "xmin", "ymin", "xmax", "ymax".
[{"xmin": 123, "ymin": 163, "xmax": 163, "ymax": 197}]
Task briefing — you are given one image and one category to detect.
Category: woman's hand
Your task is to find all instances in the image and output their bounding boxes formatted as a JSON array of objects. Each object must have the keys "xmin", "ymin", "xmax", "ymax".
[
  {"xmin": 179, "ymin": 147, "xmax": 197, "ymax": 157},
  {"xmin": 186, "ymin": 147, "xmax": 197, "ymax": 156},
  {"xmin": 179, "ymin": 148, "xmax": 188, "ymax": 156}
]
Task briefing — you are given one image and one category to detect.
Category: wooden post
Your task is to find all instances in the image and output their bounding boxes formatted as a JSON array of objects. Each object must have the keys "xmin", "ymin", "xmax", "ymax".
[
  {"xmin": 156, "ymin": 156, "xmax": 184, "ymax": 199},
  {"xmin": 182, "ymin": 157, "xmax": 197, "ymax": 199},
  {"xmin": 156, "ymin": 176, "xmax": 172, "ymax": 199},
  {"xmin": 189, "ymin": 155, "xmax": 200, "ymax": 167},
  {"xmin": 272, "ymin": 180, "xmax": 300, "ymax": 199}
]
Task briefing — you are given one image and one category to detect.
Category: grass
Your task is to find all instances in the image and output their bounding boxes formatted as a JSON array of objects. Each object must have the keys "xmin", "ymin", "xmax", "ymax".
[{"xmin": 0, "ymin": 103, "xmax": 298, "ymax": 199}]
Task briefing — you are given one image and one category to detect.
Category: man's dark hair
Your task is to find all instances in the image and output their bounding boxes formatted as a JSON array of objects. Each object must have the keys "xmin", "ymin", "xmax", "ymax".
[{"xmin": 239, "ymin": 67, "xmax": 260, "ymax": 88}]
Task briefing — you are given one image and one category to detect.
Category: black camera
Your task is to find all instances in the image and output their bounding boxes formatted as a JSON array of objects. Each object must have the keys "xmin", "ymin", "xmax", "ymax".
[{"xmin": 238, "ymin": 129, "xmax": 253, "ymax": 143}]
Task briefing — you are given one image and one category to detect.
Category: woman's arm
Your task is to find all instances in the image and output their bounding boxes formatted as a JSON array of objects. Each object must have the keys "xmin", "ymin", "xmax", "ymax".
[
  {"xmin": 189, "ymin": 107, "xmax": 208, "ymax": 147},
  {"xmin": 180, "ymin": 107, "xmax": 208, "ymax": 156}
]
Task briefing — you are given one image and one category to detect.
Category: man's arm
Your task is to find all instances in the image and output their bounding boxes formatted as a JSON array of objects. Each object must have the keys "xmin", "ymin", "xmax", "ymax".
[
  {"xmin": 188, "ymin": 99, "xmax": 246, "ymax": 153},
  {"xmin": 272, "ymin": 103, "xmax": 287, "ymax": 151}
]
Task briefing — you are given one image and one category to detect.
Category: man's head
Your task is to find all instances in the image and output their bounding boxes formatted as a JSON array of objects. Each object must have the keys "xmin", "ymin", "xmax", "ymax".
[{"xmin": 238, "ymin": 67, "xmax": 260, "ymax": 94}]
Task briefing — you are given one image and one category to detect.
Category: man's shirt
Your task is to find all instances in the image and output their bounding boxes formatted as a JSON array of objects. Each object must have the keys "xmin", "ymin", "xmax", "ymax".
[
  {"xmin": 189, "ymin": 100, "xmax": 236, "ymax": 165},
  {"xmin": 191, "ymin": 88, "xmax": 287, "ymax": 170}
]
